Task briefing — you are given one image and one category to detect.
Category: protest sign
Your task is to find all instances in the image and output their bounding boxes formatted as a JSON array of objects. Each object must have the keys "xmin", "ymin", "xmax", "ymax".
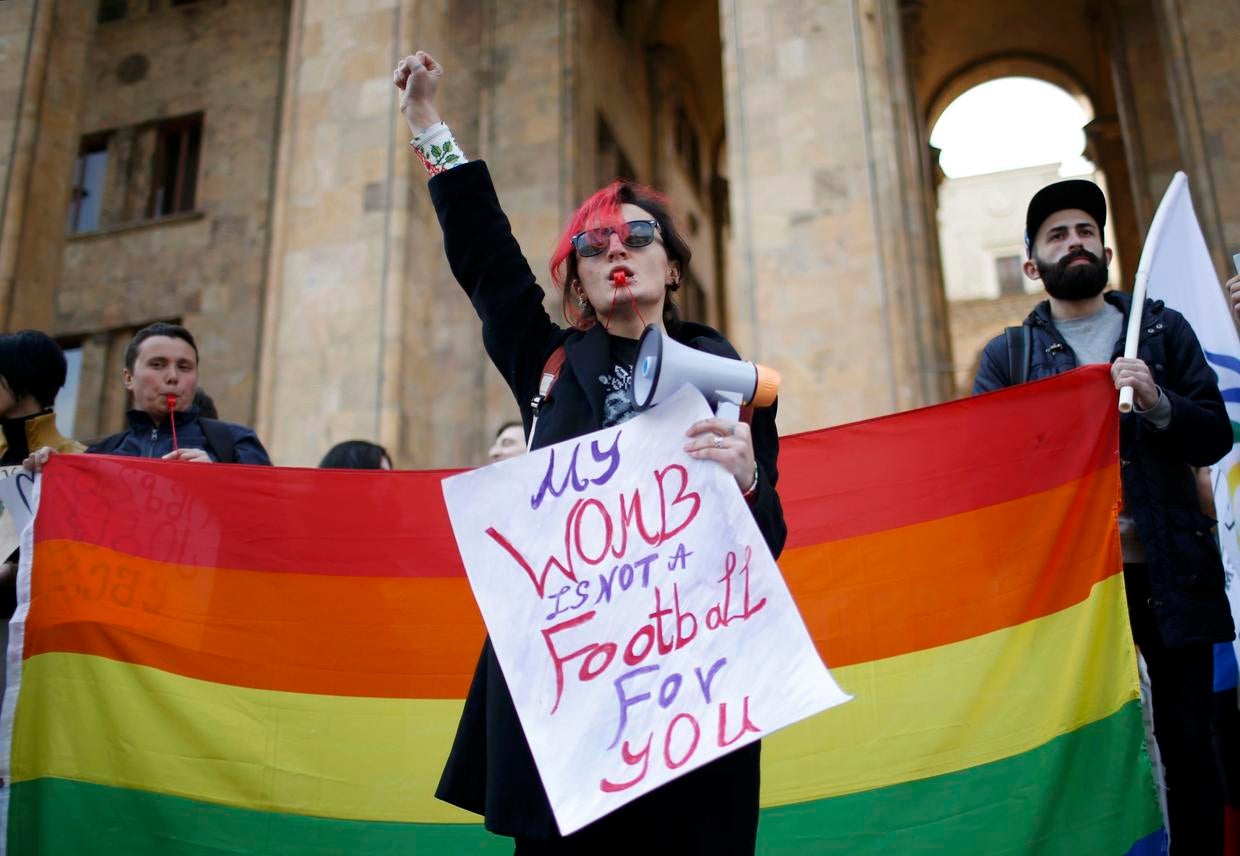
[
  {"xmin": 441, "ymin": 386, "xmax": 850, "ymax": 834},
  {"xmin": 0, "ymin": 466, "xmax": 34, "ymax": 561}
]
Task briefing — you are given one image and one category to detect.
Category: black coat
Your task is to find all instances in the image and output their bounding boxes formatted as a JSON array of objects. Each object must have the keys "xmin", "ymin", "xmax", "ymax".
[
  {"xmin": 430, "ymin": 161, "xmax": 787, "ymax": 846},
  {"xmin": 974, "ymin": 291, "xmax": 1234, "ymax": 647}
]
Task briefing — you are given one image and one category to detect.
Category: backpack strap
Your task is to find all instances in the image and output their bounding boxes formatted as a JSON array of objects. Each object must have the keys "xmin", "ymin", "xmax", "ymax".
[
  {"xmin": 198, "ymin": 418, "xmax": 237, "ymax": 464},
  {"xmin": 1004, "ymin": 325, "xmax": 1031, "ymax": 386},
  {"xmin": 527, "ymin": 346, "xmax": 567, "ymax": 450}
]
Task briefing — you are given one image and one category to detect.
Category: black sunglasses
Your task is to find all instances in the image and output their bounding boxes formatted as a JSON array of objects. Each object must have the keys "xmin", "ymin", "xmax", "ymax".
[{"xmin": 571, "ymin": 219, "xmax": 660, "ymax": 257}]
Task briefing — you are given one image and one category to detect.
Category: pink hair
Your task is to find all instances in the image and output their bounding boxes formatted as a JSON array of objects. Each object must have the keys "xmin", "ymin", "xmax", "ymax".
[{"xmin": 550, "ymin": 179, "xmax": 675, "ymax": 330}]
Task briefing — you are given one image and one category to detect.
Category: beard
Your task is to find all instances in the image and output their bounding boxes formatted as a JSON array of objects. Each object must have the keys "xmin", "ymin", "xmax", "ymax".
[{"xmin": 1035, "ymin": 249, "xmax": 1109, "ymax": 301}]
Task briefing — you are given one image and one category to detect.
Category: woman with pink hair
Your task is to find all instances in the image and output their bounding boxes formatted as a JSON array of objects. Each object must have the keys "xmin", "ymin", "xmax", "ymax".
[{"xmin": 395, "ymin": 50, "xmax": 786, "ymax": 854}]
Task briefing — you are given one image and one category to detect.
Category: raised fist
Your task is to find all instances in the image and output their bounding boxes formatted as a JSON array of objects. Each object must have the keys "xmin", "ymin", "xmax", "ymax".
[{"xmin": 393, "ymin": 50, "xmax": 443, "ymax": 136}]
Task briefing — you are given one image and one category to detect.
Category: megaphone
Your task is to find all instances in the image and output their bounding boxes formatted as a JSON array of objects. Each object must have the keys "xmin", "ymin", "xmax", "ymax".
[{"xmin": 632, "ymin": 325, "xmax": 780, "ymax": 421}]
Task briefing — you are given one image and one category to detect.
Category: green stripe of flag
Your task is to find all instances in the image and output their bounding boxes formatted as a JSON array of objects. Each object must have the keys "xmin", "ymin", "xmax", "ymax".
[
  {"xmin": 7, "ymin": 778, "xmax": 509, "ymax": 856},
  {"xmin": 9, "ymin": 702, "xmax": 1157, "ymax": 855},
  {"xmin": 757, "ymin": 700, "xmax": 1159, "ymax": 854}
]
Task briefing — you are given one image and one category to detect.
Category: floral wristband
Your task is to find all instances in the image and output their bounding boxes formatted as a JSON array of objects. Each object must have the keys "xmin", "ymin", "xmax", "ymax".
[{"xmin": 410, "ymin": 122, "xmax": 468, "ymax": 176}]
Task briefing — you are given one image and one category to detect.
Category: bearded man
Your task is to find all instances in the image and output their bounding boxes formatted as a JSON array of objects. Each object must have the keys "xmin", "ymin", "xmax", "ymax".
[{"xmin": 973, "ymin": 178, "xmax": 1233, "ymax": 855}]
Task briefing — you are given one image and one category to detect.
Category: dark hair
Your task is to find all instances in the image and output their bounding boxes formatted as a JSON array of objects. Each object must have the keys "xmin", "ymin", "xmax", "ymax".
[
  {"xmin": 494, "ymin": 420, "xmax": 522, "ymax": 440},
  {"xmin": 193, "ymin": 388, "xmax": 218, "ymax": 420},
  {"xmin": 0, "ymin": 330, "xmax": 68, "ymax": 408},
  {"xmin": 319, "ymin": 440, "xmax": 391, "ymax": 470},
  {"xmin": 125, "ymin": 322, "xmax": 199, "ymax": 372},
  {"xmin": 550, "ymin": 180, "xmax": 692, "ymax": 334}
]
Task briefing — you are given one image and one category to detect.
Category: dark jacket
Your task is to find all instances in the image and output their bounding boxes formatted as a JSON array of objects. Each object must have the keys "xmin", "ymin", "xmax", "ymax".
[
  {"xmin": 86, "ymin": 406, "xmax": 272, "ymax": 465},
  {"xmin": 974, "ymin": 291, "xmax": 1234, "ymax": 647},
  {"xmin": 430, "ymin": 161, "xmax": 786, "ymax": 845}
]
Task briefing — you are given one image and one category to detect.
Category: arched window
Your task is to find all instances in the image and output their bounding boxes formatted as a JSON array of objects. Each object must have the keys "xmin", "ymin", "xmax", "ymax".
[{"xmin": 928, "ymin": 76, "xmax": 1120, "ymax": 395}]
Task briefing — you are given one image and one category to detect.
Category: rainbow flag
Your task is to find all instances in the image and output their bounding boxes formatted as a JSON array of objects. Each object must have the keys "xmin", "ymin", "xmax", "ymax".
[
  {"xmin": 2, "ymin": 365, "xmax": 1159, "ymax": 853},
  {"xmin": 762, "ymin": 364, "xmax": 1160, "ymax": 852}
]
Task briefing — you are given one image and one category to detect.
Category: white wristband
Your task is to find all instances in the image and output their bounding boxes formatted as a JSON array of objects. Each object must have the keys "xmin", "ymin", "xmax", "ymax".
[{"xmin": 410, "ymin": 122, "xmax": 468, "ymax": 176}]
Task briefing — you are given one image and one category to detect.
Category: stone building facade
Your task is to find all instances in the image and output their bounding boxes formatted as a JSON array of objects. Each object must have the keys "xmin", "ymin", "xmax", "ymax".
[{"xmin": 0, "ymin": 0, "xmax": 1236, "ymax": 465}]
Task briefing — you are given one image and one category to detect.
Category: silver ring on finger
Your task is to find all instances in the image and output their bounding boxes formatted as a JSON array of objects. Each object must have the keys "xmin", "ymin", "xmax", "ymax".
[{"xmin": 713, "ymin": 435, "xmax": 724, "ymax": 449}]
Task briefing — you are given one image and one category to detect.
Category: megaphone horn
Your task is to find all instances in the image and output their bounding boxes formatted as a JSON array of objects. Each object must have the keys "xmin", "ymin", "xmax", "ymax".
[{"xmin": 632, "ymin": 325, "xmax": 780, "ymax": 419}]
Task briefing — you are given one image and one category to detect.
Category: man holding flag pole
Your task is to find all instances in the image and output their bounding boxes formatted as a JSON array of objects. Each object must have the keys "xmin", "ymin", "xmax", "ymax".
[{"xmin": 974, "ymin": 177, "xmax": 1234, "ymax": 855}]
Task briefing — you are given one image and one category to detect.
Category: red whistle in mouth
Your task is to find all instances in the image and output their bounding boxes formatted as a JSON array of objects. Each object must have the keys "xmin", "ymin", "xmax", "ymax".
[
  {"xmin": 167, "ymin": 394, "xmax": 179, "ymax": 451},
  {"xmin": 612, "ymin": 270, "xmax": 627, "ymax": 288}
]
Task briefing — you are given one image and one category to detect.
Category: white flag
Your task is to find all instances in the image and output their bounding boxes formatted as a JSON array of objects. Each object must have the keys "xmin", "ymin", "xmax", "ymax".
[{"xmin": 1143, "ymin": 172, "xmax": 1240, "ymax": 670}]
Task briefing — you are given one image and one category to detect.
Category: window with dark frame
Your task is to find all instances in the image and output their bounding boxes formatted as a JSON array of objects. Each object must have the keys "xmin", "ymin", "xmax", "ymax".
[
  {"xmin": 97, "ymin": 0, "xmax": 128, "ymax": 23},
  {"xmin": 677, "ymin": 271, "xmax": 707, "ymax": 324},
  {"xmin": 67, "ymin": 136, "xmax": 110, "ymax": 234},
  {"xmin": 147, "ymin": 114, "xmax": 203, "ymax": 219},
  {"xmin": 52, "ymin": 340, "xmax": 84, "ymax": 440},
  {"xmin": 995, "ymin": 254, "xmax": 1026, "ymax": 297},
  {"xmin": 596, "ymin": 115, "xmax": 637, "ymax": 186},
  {"xmin": 673, "ymin": 105, "xmax": 701, "ymax": 189},
  {"xmin": 610, "ymin": 1, "xmax": 627, "ymax": 31}
]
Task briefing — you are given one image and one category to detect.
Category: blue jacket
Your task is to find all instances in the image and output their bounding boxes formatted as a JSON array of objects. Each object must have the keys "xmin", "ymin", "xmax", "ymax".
[
  {"xmin": 87, "ymin": 406, "xmax": 272, "ymax": 465},
  {"xmin": 974, "ymin": 291, "xmax": 1234, "ymax": 647}
]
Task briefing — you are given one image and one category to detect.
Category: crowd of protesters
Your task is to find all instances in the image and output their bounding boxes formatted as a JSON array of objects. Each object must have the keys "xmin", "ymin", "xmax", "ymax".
[{"xmin": 0, "ymin": 46, "xmax": 1237, "ymax": 855}]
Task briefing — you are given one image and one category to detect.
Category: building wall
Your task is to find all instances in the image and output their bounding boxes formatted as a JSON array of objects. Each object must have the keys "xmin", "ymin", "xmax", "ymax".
[
  {"xmin": 4, "ymin": 0, "xmax": 93, "ymax": 337},
  {"xmin": 571, "ymin": 3, "xmax": 726, "ymax": 331},
  {"xmin": 6, "ymin": 0, "xmax": 288, "ymax": 439},
  {"xmin": 719, "ymin": 0, "xmax": 954, "ymax": 433},
  {"xmin": 1108, "ymin": 0, "xmax": 1187, "ymax": 233},
  {"xmin": 937, "ymin": 165, "xmax": 1123, "ymax": 396},
  {"xmin": 1155, "ymin": 0, "xmax": 1240, "ymax": 275},
  {"xmin": 256, "ymin": 0, "xmax": 409, "ymax": 465},
  {"xmin": 0, "ymin": 0, "xmax": 45, "ymax": 327},
  {"xmin": 938, "ymin": 166, "xmax": 1055, "ymax": 303},
  {"xmin": 403, "ymin": 0, "xmax": 576, "ymax": 468},
  {"xmin": 2, "ymin": 0, "xmax": 1236, "ymax": 462}
]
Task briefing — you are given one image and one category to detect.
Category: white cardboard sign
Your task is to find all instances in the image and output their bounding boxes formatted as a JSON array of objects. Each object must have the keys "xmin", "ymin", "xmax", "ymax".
[
  {"xmin": 0, "ymin": 466, "xmax": 36, "ymax": 560},
  {"xmin": 442, "ymin": 386, "xmax": 850, "ymax": 834}
]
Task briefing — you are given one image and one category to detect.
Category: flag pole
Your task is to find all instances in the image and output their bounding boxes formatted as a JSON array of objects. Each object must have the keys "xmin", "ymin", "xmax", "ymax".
[{"xmin": 1120, "ymin": 171, "xmax": 1188, "ymax": 412}]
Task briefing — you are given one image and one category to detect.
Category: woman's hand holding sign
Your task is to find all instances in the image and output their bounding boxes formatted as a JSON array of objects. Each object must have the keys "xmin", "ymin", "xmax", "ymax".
[{"xmin": 685, "ymin": 418, "xmax": 757, "ymax": 494}]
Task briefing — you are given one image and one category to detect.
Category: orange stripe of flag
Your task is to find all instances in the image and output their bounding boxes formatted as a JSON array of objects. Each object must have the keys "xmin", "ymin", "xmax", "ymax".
[
  {"xmin": 24, "ymin": 540, "xmax": 485, "ymax": 698},
  {"xmin": 780, "ymin": 463, "xmax": 1121, "ymax": 667}
]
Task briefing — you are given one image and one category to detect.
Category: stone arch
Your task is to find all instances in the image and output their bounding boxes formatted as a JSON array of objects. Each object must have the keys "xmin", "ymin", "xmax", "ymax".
[
  {"xmin": 927, "ymin": 56, "xmax": 1112, "ymax": 398},
  {"xmin": 926, "ymin": 52, "xmax": 1097, "ymax": 135}
]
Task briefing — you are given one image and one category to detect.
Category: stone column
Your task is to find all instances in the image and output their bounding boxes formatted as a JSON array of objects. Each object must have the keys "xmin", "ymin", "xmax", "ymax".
[
  {"xmin": 1154, "ymin": 0, "xmax": 1239, "ymax": 275},
  {"xmin": 719, "ymin": 0, "xmax": 952, "ymax": 432},
  {"xmin": 0, "ymin": 0, "xmax": 42, "ymax": 329},
  {"xmin": 257, "ymin": 0, "xmax": 418, "ymax": 465},
  {"xmin": 258, "ymin": 0, "xmax": 577, "ymax": 467},
  {"xmin": 0, "ymin": 0, "xmax": 93, "ymax": 331},
  {"xmin": 1085, "ymin": 115, "xmax": 1141, "ymax": 284},
  {"xmin": 402, "ymin": 0, "xmax": 578, "ymax": 468}
]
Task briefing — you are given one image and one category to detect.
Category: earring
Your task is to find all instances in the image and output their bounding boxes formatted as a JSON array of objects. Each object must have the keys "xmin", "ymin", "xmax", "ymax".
[{"xmin": 576, "ymin": 293, "xmax": 589, "ymax": 310}]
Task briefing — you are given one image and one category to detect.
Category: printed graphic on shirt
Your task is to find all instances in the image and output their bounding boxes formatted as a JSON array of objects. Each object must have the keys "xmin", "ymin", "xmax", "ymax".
[{"xmin": 599, "ymin": 363, "xmax": 637, "ymax": 428}]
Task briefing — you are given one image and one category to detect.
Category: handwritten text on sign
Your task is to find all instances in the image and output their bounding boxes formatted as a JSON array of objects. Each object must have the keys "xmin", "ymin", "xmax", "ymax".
[
  {"xmin": 0, "ymin": 466, "xmax": 38, "ymax": 560},
  {"xmin": 442, "ymin": 387, "xmax": 849, "ymax": 834}
]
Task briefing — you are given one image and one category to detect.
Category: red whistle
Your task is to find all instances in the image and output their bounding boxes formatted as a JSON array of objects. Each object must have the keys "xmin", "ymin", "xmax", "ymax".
[
  {"xmin": 612, "ymin": 270, "xmax": 627, "ymax": 288},
  {"xmin": 167, "ymin": 394, "xmax": 179, "ymax": 452}
]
